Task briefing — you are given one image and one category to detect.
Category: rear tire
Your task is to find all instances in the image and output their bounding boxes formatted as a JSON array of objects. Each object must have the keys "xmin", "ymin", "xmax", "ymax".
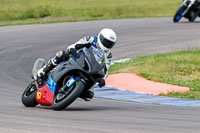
[
  {"xmin": 188, "ymin": 11, "xmax": 197, "ymax": 22},
  {"xmin": 21, "ymin": 82, "xmax": 38, "ymax": 107},
  {"xmin": 173, "ymin": 5, "xmax": 187, "ymax": 23},
  {"xmin": 52, "ymin": 80, "xmax": 85, "ymax": 110}
]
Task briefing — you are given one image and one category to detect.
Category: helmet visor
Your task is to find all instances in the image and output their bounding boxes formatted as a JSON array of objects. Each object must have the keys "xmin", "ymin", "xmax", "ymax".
[{"xmin": 99, "ymin": 34, "xmax": 115, "ymax": 49}]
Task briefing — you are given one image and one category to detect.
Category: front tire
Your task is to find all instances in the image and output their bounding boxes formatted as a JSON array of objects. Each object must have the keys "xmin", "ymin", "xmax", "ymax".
[
  {"xmin": 21, "ymin": 82, "xmax": 38, "ymax": 107},
  {"xmin": 173, "ymin": 5, "xmax": 187, "ymax": 23},
  {"xmin": 52, "ymin": 80, "xmax": 85, "ymax": 110}
]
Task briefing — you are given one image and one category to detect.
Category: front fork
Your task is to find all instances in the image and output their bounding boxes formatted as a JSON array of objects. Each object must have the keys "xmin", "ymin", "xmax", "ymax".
[
  {"xmin": 66, "ymin": 77, "xmax": 86, "ymax": 87},
  {"xmin": 182, "ymin": 0, "xmax": 196, "ymax": 16},
  {"xmin": 59, "ymin": 77, "xmax": 86, "ymax": 94}
]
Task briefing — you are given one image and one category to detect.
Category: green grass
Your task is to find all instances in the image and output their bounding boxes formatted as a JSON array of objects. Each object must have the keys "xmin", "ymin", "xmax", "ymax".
[
  {"xmin": 0, "ymin": 0, "xmax": 181, "ymax": 26},
  {"xmin": 109, "ymin": 49, "xmax": 200, "ymax": 100}
]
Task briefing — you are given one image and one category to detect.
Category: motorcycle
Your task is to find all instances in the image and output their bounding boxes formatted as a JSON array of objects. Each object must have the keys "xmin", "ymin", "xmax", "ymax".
[
  {"xmin": 21, "ymin": 47, "xmax": 106, "ymax": 110},
  {"xmin": 173, "ymin": 0, "xmax": 200, "ymax": 23}
]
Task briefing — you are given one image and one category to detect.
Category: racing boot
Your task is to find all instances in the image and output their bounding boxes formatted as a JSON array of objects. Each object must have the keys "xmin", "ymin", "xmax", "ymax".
[
  {"xmin": 80, "ymin": 79, "xmax": 105, "ymax": 101},
  {"xmin": 80, "ymin": 87, "xmax": 94, "ymax": 101}
]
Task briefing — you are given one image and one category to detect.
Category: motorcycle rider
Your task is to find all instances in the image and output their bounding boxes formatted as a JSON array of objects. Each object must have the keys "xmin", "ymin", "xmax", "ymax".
[{"xmin": 36, "ymin": 28, "xmax": 117, "ymax": 101}]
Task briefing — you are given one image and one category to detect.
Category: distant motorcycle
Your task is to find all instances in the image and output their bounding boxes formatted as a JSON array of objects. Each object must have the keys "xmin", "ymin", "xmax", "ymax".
[
  {"xmin": 173, "ymin": 0, "xmax": 200, "ymax": 23},
  {"xmin": 21, "ymin": 47, "xmax": 106, "ymax": 110}
]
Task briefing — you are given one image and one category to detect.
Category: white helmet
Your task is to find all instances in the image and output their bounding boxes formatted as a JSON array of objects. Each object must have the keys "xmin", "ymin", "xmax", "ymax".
[{"xmin": 97, "ymin": 28, "xmax": 117, "ymax": 51}]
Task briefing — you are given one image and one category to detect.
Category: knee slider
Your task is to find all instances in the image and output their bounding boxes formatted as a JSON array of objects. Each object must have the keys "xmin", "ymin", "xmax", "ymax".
[{"xmin": 56, "ymin": 50, "xmax": 64, "ymax": 58}]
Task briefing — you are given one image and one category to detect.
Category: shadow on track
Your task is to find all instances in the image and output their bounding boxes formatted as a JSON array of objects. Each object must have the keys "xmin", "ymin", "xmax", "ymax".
[
  {"xmin": 176, "ymin": 20, "xmax": 200, "ymax": 24},
  {"xmin": 33, "ymin": 106, "xmax": 128, "ymax": 111}
]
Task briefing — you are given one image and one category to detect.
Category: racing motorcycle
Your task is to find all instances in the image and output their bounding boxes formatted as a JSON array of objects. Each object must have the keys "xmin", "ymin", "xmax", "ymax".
[
  {"xmin": 173, "ymin": 0, "xmax": 200, "ymax": 23},
  {"xmin": 21, "ymin": 47, "xmax": 106, "ymax": 110}
]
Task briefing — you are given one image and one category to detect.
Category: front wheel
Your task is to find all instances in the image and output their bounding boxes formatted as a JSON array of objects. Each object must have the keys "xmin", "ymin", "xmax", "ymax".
[
  {"xmin": 52, "ymin": 80, "xmax": 85, "ymax": 110},
  {"xmin": 173, "ymin": 5, "xmax": 187, "ymax": 23},
  {"xmin": 21, "ymin": 82, "xmax": 38, "ymax": 107}
]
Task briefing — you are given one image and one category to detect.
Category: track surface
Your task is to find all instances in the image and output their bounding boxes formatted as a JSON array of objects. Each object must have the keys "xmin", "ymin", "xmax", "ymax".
[{"xmin": 1, "ymin": 17, "xmax": 200, "ymax": 133}]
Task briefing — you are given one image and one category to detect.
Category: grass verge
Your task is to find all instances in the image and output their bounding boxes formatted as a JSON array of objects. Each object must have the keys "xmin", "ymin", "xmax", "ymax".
[
  {"xmin": 109, "ymin": 49, "xmax": 200, "ymax": 100},
  {"xmin": 0, "ymin": 0, "xmax": 181, "ymax": 26}
]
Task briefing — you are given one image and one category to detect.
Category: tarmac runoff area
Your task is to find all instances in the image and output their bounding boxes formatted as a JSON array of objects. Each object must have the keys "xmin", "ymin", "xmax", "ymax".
[{"xmin": 95, "ymin": 62, "xmax": 200, "ymax": 107}]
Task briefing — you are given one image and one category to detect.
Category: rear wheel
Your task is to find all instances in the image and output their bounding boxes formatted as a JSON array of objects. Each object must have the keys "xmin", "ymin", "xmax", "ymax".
[
  {"xmin": 188, "ymin": 11, "xmax": 197, "ymax": 22},
  {"xmin": 52, "ymin": 80, "xmax": 85, "ymax": 110},
  {"xmin": 21, "ymin": 82, "xmax": 38, "ymax": 107},
  {"xmin": 173, "ymin": 5, "xmax": 187, "ymax": 23}
]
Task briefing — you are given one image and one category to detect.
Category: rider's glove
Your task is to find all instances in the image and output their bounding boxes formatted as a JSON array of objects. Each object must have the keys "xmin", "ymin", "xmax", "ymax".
[
  {"xmin": 68, "ymin": 48, "xmax": 77, "ymax": 56},
  {"xmin": 68, "ymin": 48, "xmax": 80, "ymax": 57},
  {"xmin": 98, "ymin": 79, "xmax": 105, "ymax": 88}
]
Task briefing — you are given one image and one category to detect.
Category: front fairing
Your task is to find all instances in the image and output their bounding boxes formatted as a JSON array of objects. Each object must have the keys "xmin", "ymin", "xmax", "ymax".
[{"xmin": 50, "ymin": 47, "xmax": 106, "ymax": 84}]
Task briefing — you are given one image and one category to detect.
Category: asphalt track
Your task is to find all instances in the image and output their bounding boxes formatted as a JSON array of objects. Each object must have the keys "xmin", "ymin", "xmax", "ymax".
[{"xmin": 1, "ymin": 17, "xmax": 200, "ymax": 133}]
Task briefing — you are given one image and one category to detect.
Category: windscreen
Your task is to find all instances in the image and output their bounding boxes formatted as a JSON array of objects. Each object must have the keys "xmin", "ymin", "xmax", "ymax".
[
  {"xmin": 92, "ymin": 47, "xmax": 105, "ymax": 64},
  {"xmin": 83, "ymin": 47, "xmax": 106, "ymax": 74}
]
